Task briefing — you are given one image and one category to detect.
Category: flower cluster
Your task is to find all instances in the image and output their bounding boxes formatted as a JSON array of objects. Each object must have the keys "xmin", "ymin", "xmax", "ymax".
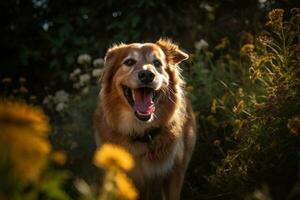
[
  {"xmin": 203, "ymin": 8, "xmax": 300, "ymax": 198},
  {"xmin": 0, "ymin": 100, "xmax": 69, "ymax": 199},
  {"xmin": 195, "ymin": 39, "xmax": 209, "ymax": 50},
  {"xmin": 91, "ymin": 143, "xmax": 138, "ymax": 200},
  {"xmin": 215, "ymin": 37, "xmax": 229, "ymax": 50},
  {"xmin": 1, "ymin": 77, "xmax": 37, "ymax": 103},
  {"xmin": 266, "ymin": 8, "xmax": 284, "ymax": 30},
  {"xmin": 43, "ymin": 90, "xmax": 70, "ymax": 112},
  {"xmin": 0, "ymin": 100, "xmax": 63, "ymax": 182},
  {"xmin": 287, "ymin": 116, "xmax": 300, "ymax": 136},
  {"xmin": 70, "ymin": 54, "xmax": 104, "ymax": 93},
  {"xmin": 43, "ymin": 54, "xmax": 104, "ymax": 113},
  {"xmin": 240, "ymin": 44, "xmax": 255, "ymax": 55},
  {"xmin": 77, "ymin": 54, "xmax": 92, "ymax": 65},
  {"xmin": 93, "ymin": 143, "xmax": 134, "ymax": 171}
]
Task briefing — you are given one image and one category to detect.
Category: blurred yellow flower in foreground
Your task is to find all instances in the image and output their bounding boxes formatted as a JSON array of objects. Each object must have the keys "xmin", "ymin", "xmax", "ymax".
[
  {"xmin": 93, "ymin": 143, "xmax": 134, "ymax": 171},
  {"xmin": 0, "ymin": 100, "xmax": 51, "ymax": 182},
  {"xmin": 115, "ymin": 172, "xmax": 138, "ymax": 200}
]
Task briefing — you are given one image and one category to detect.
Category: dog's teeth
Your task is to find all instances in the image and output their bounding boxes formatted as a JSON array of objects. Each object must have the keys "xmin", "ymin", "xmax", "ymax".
[{"xmin": 137, "ymin": 111, "xmax": 151, "ymax": 117}]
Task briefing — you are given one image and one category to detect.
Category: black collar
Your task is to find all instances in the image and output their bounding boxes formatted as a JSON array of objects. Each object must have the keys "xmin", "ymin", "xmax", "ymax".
[{"xmin": 131, "ymin": 127, "xmax": 161, "ymax": 143}]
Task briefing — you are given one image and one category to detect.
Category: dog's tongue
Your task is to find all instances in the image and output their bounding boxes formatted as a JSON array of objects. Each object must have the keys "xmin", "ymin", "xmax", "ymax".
[{"xmin": 133, "ymin": 88, "xmax": 155, "ymax": 114}]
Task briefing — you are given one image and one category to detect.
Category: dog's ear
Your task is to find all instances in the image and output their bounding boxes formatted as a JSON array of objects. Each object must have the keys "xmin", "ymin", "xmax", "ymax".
[
  {"xmin": 156, "ymin": 38, "xmax": 189, "ymax": 65},
  {"xmin": 100, "ymin": 44, "xmax": 125, "ymax": 84},
  {"xmin": 104, "ymin": 43, "xmax": 125, "ymax": 69}
]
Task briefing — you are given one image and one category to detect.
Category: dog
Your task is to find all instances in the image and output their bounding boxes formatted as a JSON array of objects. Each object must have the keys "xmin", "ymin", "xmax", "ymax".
[{"xmin": 94, "ymin": 39, "xmax": 196, "ymax": 200}]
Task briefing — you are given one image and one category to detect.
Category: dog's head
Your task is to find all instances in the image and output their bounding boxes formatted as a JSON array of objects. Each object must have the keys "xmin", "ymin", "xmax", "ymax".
[{"xmin": 100, "ymin": 39, "xmax": 188, "ymax": 133}]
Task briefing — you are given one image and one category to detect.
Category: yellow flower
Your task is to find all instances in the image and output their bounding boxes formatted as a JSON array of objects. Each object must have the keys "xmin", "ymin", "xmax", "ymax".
[
  {"xmin": 2, "ymin": 77, "xmax": 12, "ymax": 84},
  {"xmin": 213, "ymin": 140, "xmax": 221, "ymax": 146},
  {"xmin": 19, "ymin": 86, "xmax": 28, "ymax": 93},
  {"xmin": 0, "ymin": 100, "xmax": 51, "ymax": 182},
  {"xmin": 211, "ymin": 99, "xmax": 217, "ymax": 113},
  {"xmin": 240, "ymin": 32, "xmax": 254, "ymax": 44},
  {"xmin": 19, "ymin": 77, "xmax": 27, "ymax": 83},
  {"xmin": 233, "ymin": 119, "xmax": 245, "ymax": 136},
  {"xmin": 268, "ymin": 8, "xmax": 284, "ymax": 21},
  {"xmin": 287, "ymin": 116, "xmax": 300, "ymax": 136},
  {"xmin": 93, "ymin": 143, "xmax": 134, "ymax": 171},
  {"xmin": 258, "ymin": 32, "xmax": 273, "ymax": 45},
  {"xmin": 233, "ymin": 100, "xmax": 245, "ymax": 114},
  {"xmin": 185, "ymin": 85, "xmax": 194, "ymax": 92},
  {"xmin": 30, "ymin": 95, "xmax": 37, "ymax": 100},
  {"xmin": 51, "ymin": 150, "xmax": 67, "ymax": 165},
  {"xmin": 215, "ymin": 37, "xmax": 229, "ymax": 50},
  {"xmin": 0, "ymin": 100, "xmax": 50, "ymax": 135},
  {"xmin": 240, "ymin": 44, "xmax": 255, "ymax": 55},
  {"xmin": 266, "ymin": 9, "xmax": 284, "ymax": 30},
  {"xmin": 249, "ymin": 70, "xmax": 261, "ymax": 80},
  {"xmin": 115, "ymin": 172, "xmax": 138, "ymax": 200}
]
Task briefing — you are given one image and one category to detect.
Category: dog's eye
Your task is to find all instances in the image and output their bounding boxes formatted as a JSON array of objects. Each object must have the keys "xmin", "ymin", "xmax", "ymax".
[
  {"xmin": 153, "ymin": 59, "xmax": 162, "ymax": 68},
  {"xmin": 124, "ymin": 58, "xmax": 136, "ymax": 67}
]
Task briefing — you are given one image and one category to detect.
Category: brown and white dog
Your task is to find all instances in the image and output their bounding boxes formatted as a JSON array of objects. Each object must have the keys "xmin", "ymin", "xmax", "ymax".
[{"xmin": 94, "ymin": 39, "xmax": 196, "ymax": 200}]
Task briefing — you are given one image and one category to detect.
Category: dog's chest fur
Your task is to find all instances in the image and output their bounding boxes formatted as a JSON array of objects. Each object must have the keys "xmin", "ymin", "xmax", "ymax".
[
  {"xmin": 95, "ymin": 110, "xmax": 183, "ymax": 176},
  {"xmin": 130, "ymin": 129, "xmax": 182, "ymax": 178}
]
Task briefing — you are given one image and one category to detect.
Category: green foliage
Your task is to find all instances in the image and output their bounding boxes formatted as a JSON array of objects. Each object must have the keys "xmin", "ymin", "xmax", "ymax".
[
  {"xmin": 184, "ymin": 8, "xmax": 300, "ymax": 200},
  {"xmin": 0, "ymin": 0, "xmax": 265, "ymax": 94}
]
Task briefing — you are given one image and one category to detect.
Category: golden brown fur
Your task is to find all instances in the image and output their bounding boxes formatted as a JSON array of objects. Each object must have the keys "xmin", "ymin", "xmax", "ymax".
[{"xmin": 94, "ymin": 39, "xmax": 196, "ymax": 200}]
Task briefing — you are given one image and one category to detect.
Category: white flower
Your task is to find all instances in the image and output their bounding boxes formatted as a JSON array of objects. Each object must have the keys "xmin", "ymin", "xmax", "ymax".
[
  {"xmin": 258, "ymin": 0, "xmax": 267, "ymax": 3},
  {"xmin": 73, "ymin": 68, "xmax": 81, "ymax": 75},
  {"xmin": 70, "ymin": 68, "xmax": 81, "ymax": 80},
  {"xmin": 195, "ymin": 39, "xmax": 209, "ymax": 50},
  {"xmin": 258, "ymin": 0, "xmax": 267, "ymax": 8},
  {"xmin": 43, "ymin": 95, "xmax": 53, "ymax": 105},
  {"xmin": 77, "ymin": 54, "xmax": 92, "ymax": 65},
  {"xmin": 92, "ymin": 69, "xmax": 102, "ymax": 77},
  {"xmin": 54, "ymin": 90, "xmax": 69, "ymax": 103},
  {"xmin": 201, "ymin": 3, "xmax": 214, "ymax": 12},
  {"xmin": 73, "ymin": 82, "xmax": 81, "ymax": 89},
  {"xmin": 82, "ymin": 86, "xmax": 89, "ymax": 94},
  {"xmin": 56, "ymin": 102, "xmax": 65, "ymax": 112},
  {"xmin": 93, "ymin": 58, "xmax": 104, "ymax": 67},
  {"xmin": 69, "ymin": 72, "xmax": 76, "ymax": 80},
  {"xmin": 79, "ymin": 74, "xmax": 90, "ymax": 85}
]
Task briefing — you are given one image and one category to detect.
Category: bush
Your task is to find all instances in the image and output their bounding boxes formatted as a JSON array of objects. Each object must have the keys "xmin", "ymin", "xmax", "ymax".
[{"xmin": 184, "ymin": 8, "xmax": 300, "ymax": 200}]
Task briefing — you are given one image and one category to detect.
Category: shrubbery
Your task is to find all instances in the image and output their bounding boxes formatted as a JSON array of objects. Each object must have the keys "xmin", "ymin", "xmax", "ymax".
[
  {"xmin": 185, "ymin": 8, "xmax": 300, "ymax": 200},
  {"xmin": 1, "ymin": 5, "xmax": 300, "ymax": 200}
]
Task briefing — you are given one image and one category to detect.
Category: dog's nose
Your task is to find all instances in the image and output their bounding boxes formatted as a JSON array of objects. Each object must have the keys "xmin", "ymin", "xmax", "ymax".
[{"xmin": 138, "ymin": 70, "xmax": 155, "ymax": 83}]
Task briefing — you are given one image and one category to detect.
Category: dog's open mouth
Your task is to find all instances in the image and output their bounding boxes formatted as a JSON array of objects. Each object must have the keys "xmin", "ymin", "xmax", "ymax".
[{"xmin": 122, "ymin": 86, "xmax": 159, "ymax": 121}]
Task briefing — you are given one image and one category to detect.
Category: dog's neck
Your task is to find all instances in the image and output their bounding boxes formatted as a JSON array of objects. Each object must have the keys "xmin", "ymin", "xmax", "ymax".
[{"xmin": 130, "ymin": 127, "xmax": 162, "ymax": 143}]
